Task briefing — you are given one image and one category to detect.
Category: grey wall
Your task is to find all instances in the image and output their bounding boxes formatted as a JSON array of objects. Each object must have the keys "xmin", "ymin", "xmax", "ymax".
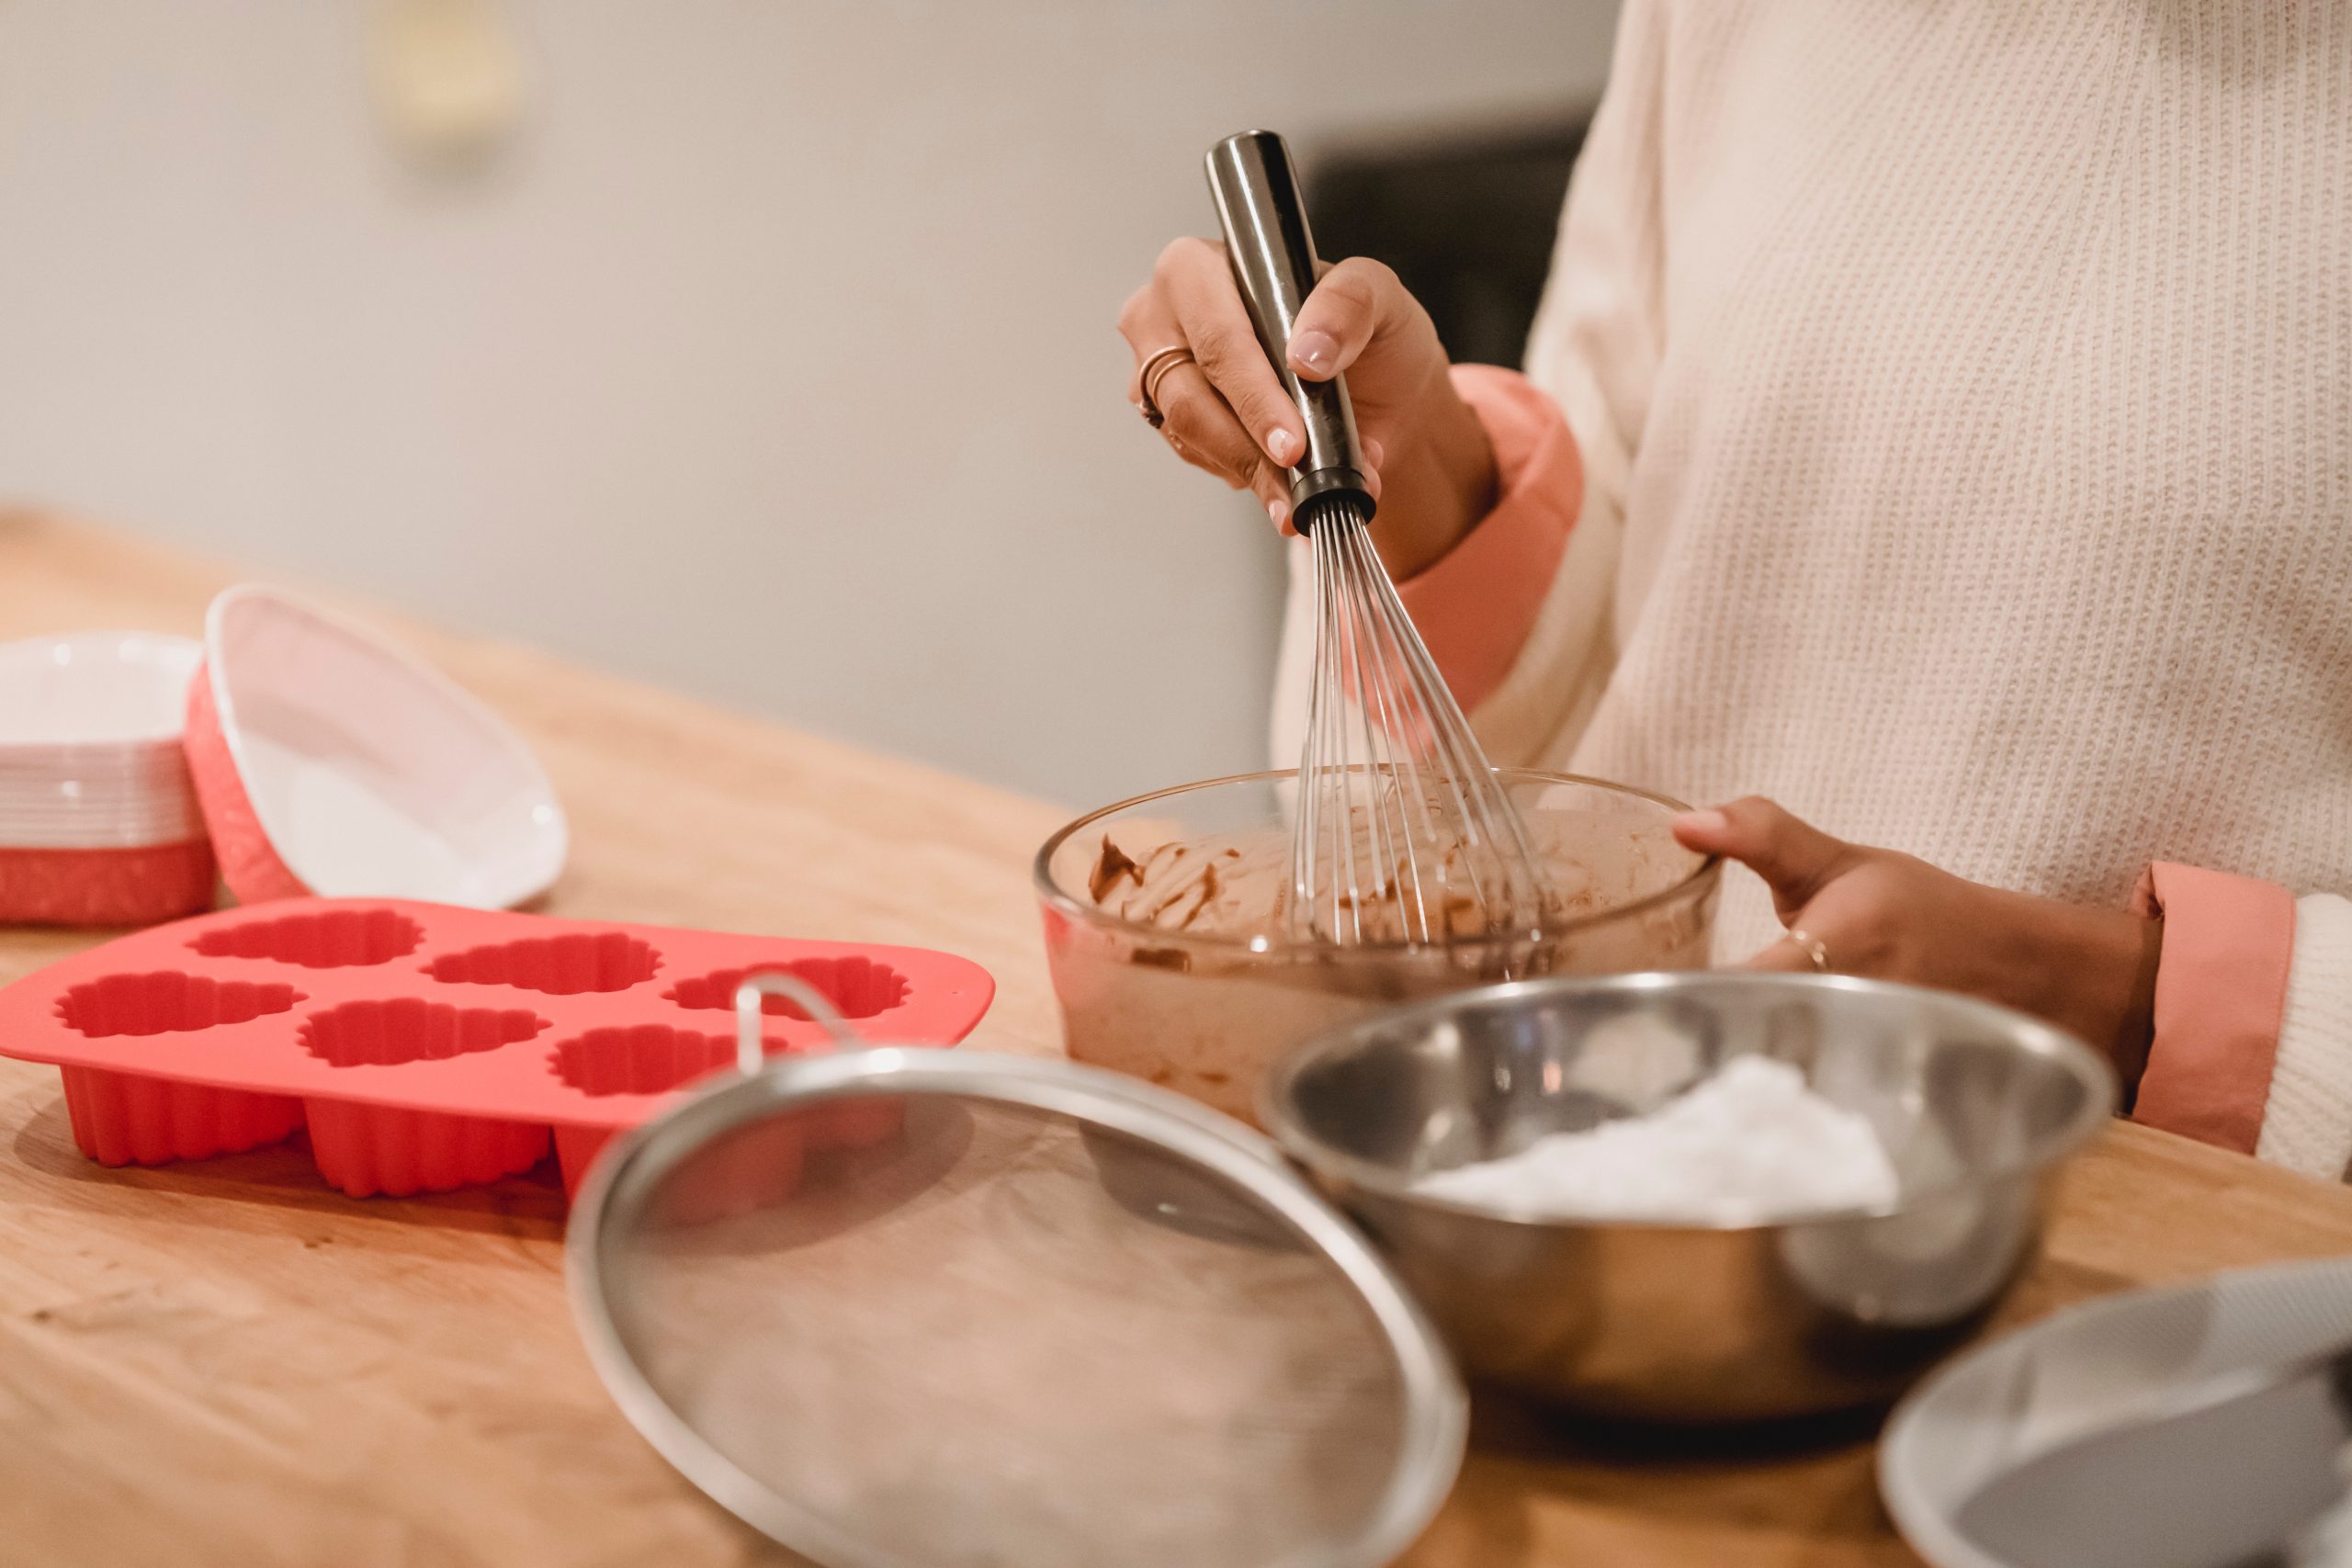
[{"xmin": 0, "ymin": 1, "xmax": 1621, "ymax": 808}]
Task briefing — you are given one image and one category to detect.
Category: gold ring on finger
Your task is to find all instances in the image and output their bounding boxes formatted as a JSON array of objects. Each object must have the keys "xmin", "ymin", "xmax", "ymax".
[
  {"xmin": 1136, "ymin": 344, "xmax": 1194, "ymax": 430},
  {"xmin": 1783, "ymin": 928, "xmax": 1831, "ymax": 974}
]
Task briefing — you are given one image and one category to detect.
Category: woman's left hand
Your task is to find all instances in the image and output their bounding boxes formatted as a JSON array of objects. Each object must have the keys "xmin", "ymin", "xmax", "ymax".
[{"xmin": 1671, "ymin": 798, "xmax": 2160, "ymax": 1090}]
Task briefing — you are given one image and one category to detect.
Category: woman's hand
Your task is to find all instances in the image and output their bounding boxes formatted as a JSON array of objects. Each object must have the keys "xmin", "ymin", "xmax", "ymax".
[
  {"xmin": 1672, "ymin": 798, "xmax": 2162, "ymax": 1095},
  {"xmin": 1118, "ymin": 239, "xmax": 1498, "ymax": 579}
]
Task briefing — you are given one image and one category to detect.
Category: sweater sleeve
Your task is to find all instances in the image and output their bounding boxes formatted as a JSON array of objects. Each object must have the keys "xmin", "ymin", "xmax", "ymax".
[
  {"xmin": 2129, "ymin": 863, "xmax": 2294, "ymax": 1155},
  {"xmin": 1460, "ymin": 0, "xmax": 1672, "ymax": 765},
  {"xmin": 2127, "ymin": 865, "xmax": 2352, "ymax": 1185},
  {"xmin": 1389, "ymin": 366, "xmax": 1581, "ymax": 714},
  {"xmin": 1269, "ymin": 0, "xmax": 1668, "ymax": 769}
]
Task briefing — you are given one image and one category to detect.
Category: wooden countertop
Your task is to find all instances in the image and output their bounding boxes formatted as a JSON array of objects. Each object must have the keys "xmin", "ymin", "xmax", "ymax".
[{"xmin": 6, "ymin": 511, "xmax": 2352, "ymax": 1567}]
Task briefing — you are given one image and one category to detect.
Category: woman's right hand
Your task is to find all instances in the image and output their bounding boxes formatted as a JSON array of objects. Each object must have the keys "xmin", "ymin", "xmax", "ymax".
[{"xmin": 1118, "ymin": 239, "xmax": 1499, "ymax": 580}]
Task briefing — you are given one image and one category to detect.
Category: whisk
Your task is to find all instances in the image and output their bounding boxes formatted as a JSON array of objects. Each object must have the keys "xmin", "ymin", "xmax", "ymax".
[{"xmin": 1205, "ymin": 130, "xmax": 1546, "ymax": 950}]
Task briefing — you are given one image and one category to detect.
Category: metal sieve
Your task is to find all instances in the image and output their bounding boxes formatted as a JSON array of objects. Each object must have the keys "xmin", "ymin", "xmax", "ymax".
[{"xmin": 567, "ymin": 972, "xmax": 1465, "ymax": 1568}]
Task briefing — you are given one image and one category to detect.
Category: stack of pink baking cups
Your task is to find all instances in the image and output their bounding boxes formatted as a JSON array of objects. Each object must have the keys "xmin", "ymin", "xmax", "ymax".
[
  {"xmin": 0, "ymin": 589, "xmax": 570, "ymax": 929},
  {"xmin": 0, "ymin": 632, "xmax": 217, "ymax": 925}
]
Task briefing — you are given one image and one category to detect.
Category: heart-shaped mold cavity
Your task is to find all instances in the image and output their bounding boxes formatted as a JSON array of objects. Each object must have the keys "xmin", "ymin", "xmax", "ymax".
[
  {"xmin": 424, "ymin": 932, "xmax": 662, "ymax": 996},
  {"xmin": 62, "ymin": 1067, "xmax": 303, "ymax": 1166},
  {"xmin": 300, "ymin": 999, "xmax": 546, "ymax": 1068},
  {"xmin": 663, "ymin": 958, "xmax": 909, "ymax": 1021},
  {"xmin": 190, "ymin": 908, "xmax": 426, "ymax": 969},
  {"xmin": 60, "ymin": 973, "xmax": 307, "ymax": 1038},
  {"xmin": 304, "ymin": 1100, "xmax": 548, "ymax": 1198},
  {"xmin": 549, "ymin": 1023, "xmax": 788, "ymax": 1097}
]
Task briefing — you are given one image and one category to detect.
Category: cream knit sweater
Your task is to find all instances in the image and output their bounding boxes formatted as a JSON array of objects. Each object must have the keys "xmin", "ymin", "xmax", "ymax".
[{"xmin": 1275, "ymin": 1, "xmax": 2352, "ymax": 1176}]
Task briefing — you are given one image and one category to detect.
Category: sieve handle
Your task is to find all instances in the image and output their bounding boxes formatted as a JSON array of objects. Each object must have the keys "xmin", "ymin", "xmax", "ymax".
[
  {"xmin": 733, "ymin": 972, "xmax": 859, "ymax": 1075},
  {"xmin": 1204, "ymin": 129, "xmax": 1375, "ymax": 532}
]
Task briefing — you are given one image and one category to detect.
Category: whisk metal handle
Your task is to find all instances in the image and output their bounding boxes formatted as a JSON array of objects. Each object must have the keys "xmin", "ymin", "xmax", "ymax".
[{"xmin": 1204, "ymin": 130, "xmax": 1375, "ymax": 532}]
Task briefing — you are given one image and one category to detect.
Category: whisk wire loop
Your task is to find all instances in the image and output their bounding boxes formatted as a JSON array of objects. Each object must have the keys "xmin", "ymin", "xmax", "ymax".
[
  {"xmin": 1286, "ymin": 502, "xmax": 1545, "ymax": 950},
  {"xmin": 1360, "ymin": 516, "xmax": 1547, "ymax": 910},
  {"xmin": 1334, "ymin": 521, "xmax": 1439, "ymax": 942},
  {"xmin": 1340, "ymin": 519, "xmax": 1487, "ymax": 927}
]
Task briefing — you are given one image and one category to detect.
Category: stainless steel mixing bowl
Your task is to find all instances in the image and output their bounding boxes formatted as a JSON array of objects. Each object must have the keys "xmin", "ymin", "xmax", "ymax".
[{"xmin": 1258, "ymin": 972, "xmax": 2116, "ymax": 1423}]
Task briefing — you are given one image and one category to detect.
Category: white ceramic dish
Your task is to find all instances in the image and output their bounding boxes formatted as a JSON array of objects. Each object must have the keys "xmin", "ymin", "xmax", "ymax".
[
  {"xmin": 0, "ymin": 633, "xmax": 205, "ymax": 850},
  {"xmin": 0, "ymin": 632, "xmax": 201, "ymax": 750},
  {"xmin": 0, "ymin": 753, "xmax": 187, "ymax": 780},
  {"xmin": 1879, "ymin": 1255, "xmax": 2352, "ymax": 1566},
  {"xmin": 0, "ymin": 804, "xmax": 206, "ymax": 849},
  {"xmin": 188, "ymin": 585, "xmax": 567, "ymax": 908}
]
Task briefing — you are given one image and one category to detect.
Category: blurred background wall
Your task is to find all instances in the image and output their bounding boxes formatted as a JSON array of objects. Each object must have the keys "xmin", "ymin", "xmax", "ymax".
[{"xmin": 0, "ymin": 0, "xmax": 1620, "ymax": 807}]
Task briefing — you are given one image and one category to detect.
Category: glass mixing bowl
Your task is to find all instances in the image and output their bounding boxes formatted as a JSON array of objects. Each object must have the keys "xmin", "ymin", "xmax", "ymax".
[{"xmin": 1035, "ymin": 769, "xmax": 1722, "ymax": 1124}]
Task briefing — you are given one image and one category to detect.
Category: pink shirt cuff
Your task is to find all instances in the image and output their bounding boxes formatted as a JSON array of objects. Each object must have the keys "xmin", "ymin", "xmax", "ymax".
[
  {"xmin": 1393, "ymin": 365, "xmax": 1582, "ymax": 713},
  {"xmin": 2129, "ymin": 863, "xmax": 2297, "ymax": 1155}
]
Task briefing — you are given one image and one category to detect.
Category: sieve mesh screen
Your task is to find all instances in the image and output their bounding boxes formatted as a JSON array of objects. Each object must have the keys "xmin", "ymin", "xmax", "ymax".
[{"xmin": 590, "ymin": 1089, "xmax": 1418, "ymax": 1568}]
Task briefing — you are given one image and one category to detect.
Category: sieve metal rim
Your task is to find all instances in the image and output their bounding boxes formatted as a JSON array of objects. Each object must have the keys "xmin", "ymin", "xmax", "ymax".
[{"xmin": 566, "ymin": 1045, "xmax": 1470, "ymax": 1568}]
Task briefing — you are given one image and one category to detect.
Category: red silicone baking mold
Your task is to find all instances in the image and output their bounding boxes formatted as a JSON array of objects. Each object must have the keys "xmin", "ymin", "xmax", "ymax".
[{"xmin": 0, "ymin": 898, "xmax": 993, "ymax": 1200}]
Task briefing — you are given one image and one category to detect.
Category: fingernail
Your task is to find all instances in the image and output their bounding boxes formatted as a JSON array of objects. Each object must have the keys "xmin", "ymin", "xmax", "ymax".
[
  {"xmin": 1674, "ymin": 809, "xmax": 1729, "ymax": 838},
  {"xmin": 1291, "ymin": 330, "xmax": 1338, "ymax": 376},
  {"xmin": 1267, "ymin": 495, "xmax": 1290, "ymax": 529},
  {"xmin": 1266, "ymin": 428, "xmax": 1299, "ymax": 464},
  {"xmin": 1363, "ymin": 435, "xmax": 1386, "ymax": 468}
]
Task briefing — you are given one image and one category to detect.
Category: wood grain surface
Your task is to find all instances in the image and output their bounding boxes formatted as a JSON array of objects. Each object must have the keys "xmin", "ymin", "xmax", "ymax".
[{"xmin": 5, "ymin": 511, "xmax": 2350, "ymax": 1567}]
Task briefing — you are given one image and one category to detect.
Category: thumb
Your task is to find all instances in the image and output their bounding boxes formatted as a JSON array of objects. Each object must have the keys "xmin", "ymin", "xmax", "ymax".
[
  {"xmin": 1288, "ymin": 257, "xmax": 1396, "ymax": 382},
  {"xmin": 1672, "ymin": 796, "xmax": 1853, "ymax": 918}
]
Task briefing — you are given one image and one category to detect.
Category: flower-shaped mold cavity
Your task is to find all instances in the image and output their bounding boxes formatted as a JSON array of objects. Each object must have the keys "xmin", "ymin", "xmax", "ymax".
[
  {"xmin": 190, "ymin": 908, "xmax": 425, "ymax": 969},
  {"xmin": 60, "ymin": 973, "xmax": 306, "ymax": 1038},
  {"xmin": 424, "ymin": 931, "xmax": 662, "ymax": 996},
  {"xmin": 664, "ymin": 957, "xmax": 909, "ymax": 1021},
  {"xmin": 300, "ymin": 998, "xmax": 546, "ymax": 1068},
  {"xmin": 550, "ymin": 1023, "xmax": 780, "ymax": 1098}
]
